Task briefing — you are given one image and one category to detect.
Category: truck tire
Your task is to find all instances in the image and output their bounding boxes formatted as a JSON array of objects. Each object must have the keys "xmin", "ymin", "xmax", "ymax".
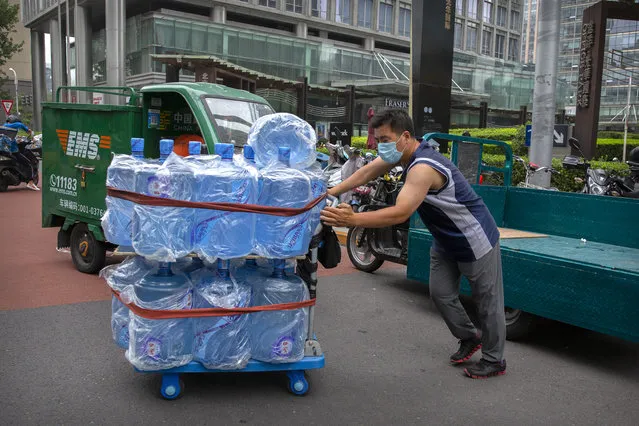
[
  {"xmin": 70, "ymin": 223, "xmax": 106, "ymax": 274},
  {"xmin": 505, "ymin": 308, "xmax": 537, "ymax": 341},
  {"xmin": 347, "ymin": 226, "xmax": 384, "ymax": 273},
  {"xmin": 0, "ymin": 178, "xmax": 7, "ymax": 192}
]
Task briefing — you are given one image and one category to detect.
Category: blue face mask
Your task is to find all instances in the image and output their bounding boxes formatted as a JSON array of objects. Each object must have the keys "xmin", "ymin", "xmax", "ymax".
[{"xmin": 378, "ymin": 136, "xmax": 405, "ymax": 164}]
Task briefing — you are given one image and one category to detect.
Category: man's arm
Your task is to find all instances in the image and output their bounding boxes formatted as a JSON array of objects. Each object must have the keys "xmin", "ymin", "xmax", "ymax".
[
  {"xmin": 321, "ymin": 164, "xmax": 445, "ymax": 228},
  {"xmin": 328, "ymin": 157, "xmax": 396, "ymax": 197}
]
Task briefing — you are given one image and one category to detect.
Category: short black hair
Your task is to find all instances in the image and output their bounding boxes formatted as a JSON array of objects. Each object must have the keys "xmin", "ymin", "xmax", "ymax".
[{"xmin": 370, "ymin": 109, "xmax": 415, "ymax": 138}]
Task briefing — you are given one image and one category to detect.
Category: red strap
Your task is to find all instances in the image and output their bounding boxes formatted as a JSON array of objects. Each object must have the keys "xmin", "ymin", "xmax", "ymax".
[
  {"xmin": 106, "ymin": 187, "xmax": 326, "ymax": 217},
  {"xmin": 112, "ymin": 289, "xmax": 316, "ymax": 320}
]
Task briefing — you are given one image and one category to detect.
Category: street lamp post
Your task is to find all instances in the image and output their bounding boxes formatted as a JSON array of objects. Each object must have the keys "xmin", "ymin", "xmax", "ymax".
[{"xmin": 8, "ymin": 68, "xmax": 19, "ymax": 114}]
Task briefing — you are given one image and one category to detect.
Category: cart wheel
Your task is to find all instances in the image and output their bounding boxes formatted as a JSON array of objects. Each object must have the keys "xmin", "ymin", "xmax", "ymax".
[
  {"xmin": 160, "ymin": 373, "xmax": 183, "ymax": 400},
  {"xmin": 287, "ymin": 371, "xmax": 309, "ymax": 396}
]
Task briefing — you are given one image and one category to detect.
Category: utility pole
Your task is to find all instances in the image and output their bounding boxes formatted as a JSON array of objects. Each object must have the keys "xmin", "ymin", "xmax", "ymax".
[
  {"xmin": 529, "ymin": 0, "xmax": 561, "ymax": 188},
  {"xmin": 8, "ymin": 68, "xmax": 18, "ymax": 114},
  {"xmin": 624, "ymin": 75, "xmax": 632, "ymax": 163}
]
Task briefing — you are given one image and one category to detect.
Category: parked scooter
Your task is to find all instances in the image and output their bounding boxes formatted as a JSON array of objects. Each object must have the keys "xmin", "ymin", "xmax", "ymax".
[
  {"xmin": 0, "ymin": 135, "xmax": 40, "ymax": 192},
  {"xmin": 563, "ymin": 137, "xmax": 639, "ymax": 198},
  {"xmin": 346, "ymin": 166, "xmax": 407, "ymax": 272}
]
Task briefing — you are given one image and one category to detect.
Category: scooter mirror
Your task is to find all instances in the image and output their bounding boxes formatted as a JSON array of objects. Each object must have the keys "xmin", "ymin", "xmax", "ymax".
[{"xmin": 568, "ymin": 137, "xmax": 582, "ymax": 152}]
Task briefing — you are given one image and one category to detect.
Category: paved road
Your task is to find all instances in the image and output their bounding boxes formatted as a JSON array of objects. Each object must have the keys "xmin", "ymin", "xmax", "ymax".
[{"xmin": 1, "ymin": 183, "xmax": 639, "ymax": 425}]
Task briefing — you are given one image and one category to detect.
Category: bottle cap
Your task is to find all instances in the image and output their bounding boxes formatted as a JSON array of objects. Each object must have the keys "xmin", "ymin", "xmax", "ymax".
[{"xmin": 188, "ymin": 141, "xmax": 202, "ymax": 155}]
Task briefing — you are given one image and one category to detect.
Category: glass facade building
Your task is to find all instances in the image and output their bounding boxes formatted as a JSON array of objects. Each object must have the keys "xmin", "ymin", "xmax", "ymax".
[{"xmin": 25, "ymin": 0, "xmax": 536, "ymax": 128}]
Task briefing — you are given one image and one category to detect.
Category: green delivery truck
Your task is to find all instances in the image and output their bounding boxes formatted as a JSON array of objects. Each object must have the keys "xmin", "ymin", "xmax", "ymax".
[{"xmin": 41, "ymin": 83, "xmax": 274, "ymax": 273}]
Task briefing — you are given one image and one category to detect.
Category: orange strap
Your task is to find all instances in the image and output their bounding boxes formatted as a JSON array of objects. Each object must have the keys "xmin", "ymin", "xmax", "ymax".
[
  {"xmin": 106, "ymin": 187, "xmax": 326, "ymax": 217},
  {"xmin": 112, "ymin": 289, "xmax": 316, "ymax": 320}
]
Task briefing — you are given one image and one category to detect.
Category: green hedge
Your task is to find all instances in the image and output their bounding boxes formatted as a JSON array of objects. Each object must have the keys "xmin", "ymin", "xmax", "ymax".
[
  {"xmin": 449, "ymin": 127, "xmax": 519, "ymax": 142},
  {"xmin": 595, "ymin": 138, "xmax": 639, "ymax": 160}
]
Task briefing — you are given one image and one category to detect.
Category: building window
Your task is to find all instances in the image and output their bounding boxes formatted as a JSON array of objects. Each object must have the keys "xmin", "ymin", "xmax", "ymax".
[
  {"xmin": 358, "ymin": 0, "xmax": 373, "ymax": 28},
  {"xmin": 510, "ymin": 10, "xmax": 520, "ymax": 31},
  {"xmin": 286, "ymin": 0, "xmax": 303, "ymax": 13},
  {"xmin": 454, "ymin": 19, "xmax": 463, "ymax": 49},
  {"xmin": 495, "ymin": 33, "xmax": 505, "ymax": 59},
  {"xmin": 496, "ymin": 6, "xmax": 507, "ymax": 27},
  {"xmin": 259, "ymin": 0, "xmax": 277, "ymax": 7},
  {"xmin": 456, "ymin": 0, "xmax": 464, "ymax": 16},
  {"xmin": 508, "ymin": 37, "xmax": 519, "ymax": 61},
  {"xmin": 336, "ymin": 0, "xmax": 352, "ymax": 24},
  {"xmin": 483, "ymin": 0, "xmax": 492, "ymax": 23},
  {"xmin": 466, "ymin": 22, "xmax": 478, "ymax": 52},
  {"xmin": 312, "ymin": 0, "xmax": 328, "ymax": 19},
  {"xmin": 467, "ymin": 0, "xmax": 478, "ymax": 19},
  {"xmin": 482, "ymin": 28, "xmax": 492, "ymax": 55},
  {"xmin": 378, "ymin": 1, "xmax": 394, "ymax": 33},
  {"xmin": 399, "ymin": 4, "xmax": 411, "ymax": 37}
]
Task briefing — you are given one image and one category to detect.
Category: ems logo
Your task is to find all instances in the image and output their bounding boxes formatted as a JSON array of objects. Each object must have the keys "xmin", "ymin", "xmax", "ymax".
[{"xmin": 57, "ymin": 129, "xmax": 111, "ymax": 160}]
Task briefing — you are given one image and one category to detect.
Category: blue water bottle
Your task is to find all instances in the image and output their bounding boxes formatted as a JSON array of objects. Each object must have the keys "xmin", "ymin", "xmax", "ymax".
[
  {"xmin": 132, "ymin": 139, "xmax": 196, "ymax": 261},
  {"xmin": 191, "ymin": 143, "xmax": 258, "ymax": 260},
  {"xmin": 193, "ymin": 259, "xmax": 252, "ymax": 370},
  {"xmin": 126, "ymin": 262, "xmax": 194, "ymax": 371},
  {"xmin": 250, "ymin": 259, "xmax": 309, "ymax": 363},
  {"xmin": 102, "ymin": 138, "xmax": 145, "ymax": 246},
  {"xmin": 255, "ymin": 147, "xmax": 313, "ymax": 258}
]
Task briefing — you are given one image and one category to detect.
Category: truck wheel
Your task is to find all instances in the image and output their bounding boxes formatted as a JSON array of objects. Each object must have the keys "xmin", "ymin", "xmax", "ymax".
[
  {"xmin": 70, "ymin": 223, "xmax": 106, "ymax": 274},
  {"xmin": 0, "ymin": 178, "xmax": 7, "ymax": 192},
  {"xmin": 505, "ymin": 308, "xmax": 537, "ymax": 341},
  {"xmin": 347, "ymin": 227, "xmax": 384, "ymax": 273}
]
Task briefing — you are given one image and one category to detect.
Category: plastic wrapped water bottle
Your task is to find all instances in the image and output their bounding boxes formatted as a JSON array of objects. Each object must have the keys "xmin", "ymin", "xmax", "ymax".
[
  {"xmin": 132, "ymin": 140, "xmax": 196, "ymax": 261},
  {"xmin": 255, "ymin": 147, "xmax": 313, "ymax": 258},
  {"xmin": 250, "ymin": 260, "xmax": 309, "ymax": 363},
  {"xmin": 126, "ymin": 262, "xmax": 194, "ymax": 371},
  {"xmin": 185, "ymin": 141, "xmax": 220, "ymax": 168},
  {"xmin": 102, "ymin": 138, "xmax": 145, "ymax": 246},
  {"xmin": 305, "ymin": 163, "xmax": 328, "ymax": 236},
  {"xmin": 247, "ymin": 113, "xmax": 317, "ymax": 169},
  {"xmin": 192, "ymin": 143, "xmax": 258, "ymax": 260},
  {"xmin": 192, "ymin": 259, "xmax": 252, "ymax": 370},
  {"xmin": 100, "ymin": 256, "xmax": 153, "ymax": 349},
  {"xmin": 232, "ymin": 258, "xmax": 269, "ymax": 287}
]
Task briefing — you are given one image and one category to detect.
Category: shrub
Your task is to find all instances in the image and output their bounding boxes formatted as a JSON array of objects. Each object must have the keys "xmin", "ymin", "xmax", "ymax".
[
  {"xmin": 450, "ymin": 127, "xmax": 519, "ymax": 141},
  {"xmin": 595, "ymin": 138, "xmax": 639, "ymax": 160}
]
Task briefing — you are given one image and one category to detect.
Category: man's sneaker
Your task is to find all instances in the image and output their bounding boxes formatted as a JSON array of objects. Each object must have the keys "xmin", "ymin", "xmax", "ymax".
[
  {"xmin": 450, "ymin": 338, "xmax": 482, "ymax": 364},
  {"xmin": 464, "ymin": 358, "xmax": 507, "ymax": 379}
]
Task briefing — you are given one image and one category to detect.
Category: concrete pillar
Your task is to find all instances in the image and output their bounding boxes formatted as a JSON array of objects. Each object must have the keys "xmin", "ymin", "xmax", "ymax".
[
  {"xmin": 74, "ymin": 4, "xmax": 92, "ymax": 103},
  {"xmin": 296, "ymin": 22, "xmax": 308, "ymax": 38},
  {"xmin": 352, "ymin": 0, "xmax": 359, "ymax": 26},
  {"xmin": 393, "ymin": 0, "xmax": 400, "ymax": 35},
  {"xmin": 106, "ymin": 0, "xmax": 126, "ymax": 104},
  {"xmin": 372, "ymin": 0, "xmax": 379, "ymax": 31},
  {"xmin": 50, "ymin": 18, "xmax": 64, "ymax": 99},
  {"xmin": 364, "ymin": 37, "xmax": 375, "ymax": 51},
  {"xmin": 211, "ymin": 5, "xmax": 226, "ymax": 23},
  {"xmin": 30, "ymin": 31, "xmax": 46, "ymax": 130}
]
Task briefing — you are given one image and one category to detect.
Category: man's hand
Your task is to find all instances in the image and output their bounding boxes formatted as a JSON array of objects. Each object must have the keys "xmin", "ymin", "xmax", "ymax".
[{"xmin": 320, "ymin": 203, "xmax": 356, "ymax": 227}]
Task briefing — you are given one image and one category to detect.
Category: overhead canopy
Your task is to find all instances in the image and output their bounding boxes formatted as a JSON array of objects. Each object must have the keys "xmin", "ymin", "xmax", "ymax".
[{"xmin": 151, "ymin": 54, "xmax": 344, "ymax": 96}]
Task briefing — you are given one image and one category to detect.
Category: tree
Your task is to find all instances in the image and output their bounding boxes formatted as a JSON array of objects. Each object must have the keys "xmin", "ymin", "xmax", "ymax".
[{"xmin": 0, "ymin": 0, "xmax": 24, "ymax": 98}]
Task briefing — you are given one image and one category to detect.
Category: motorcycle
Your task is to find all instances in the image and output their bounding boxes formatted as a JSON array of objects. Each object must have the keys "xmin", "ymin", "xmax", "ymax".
[
  {"xmin": 346, "ymin": 166, "xmax": 408, "ymax": 272},
  {"xmin": 0, "ymin": 136, "xmax": 40, "ymax": 192},
  {"xmin": 563, "ymin": 137, "xmax": 639, "ymax": 198}
]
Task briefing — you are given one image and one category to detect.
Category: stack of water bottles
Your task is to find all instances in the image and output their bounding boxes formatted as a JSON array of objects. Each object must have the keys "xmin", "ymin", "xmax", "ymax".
[{"xmin": 101, "ymin": 113, "xmax": 325, "ymax": 371}]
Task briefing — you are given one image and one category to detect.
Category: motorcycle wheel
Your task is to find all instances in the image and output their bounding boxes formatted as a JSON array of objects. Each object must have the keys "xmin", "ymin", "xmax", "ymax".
[{"xmin": 346, "ymin": 226, "xmax": 384, "ymax": 273}]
